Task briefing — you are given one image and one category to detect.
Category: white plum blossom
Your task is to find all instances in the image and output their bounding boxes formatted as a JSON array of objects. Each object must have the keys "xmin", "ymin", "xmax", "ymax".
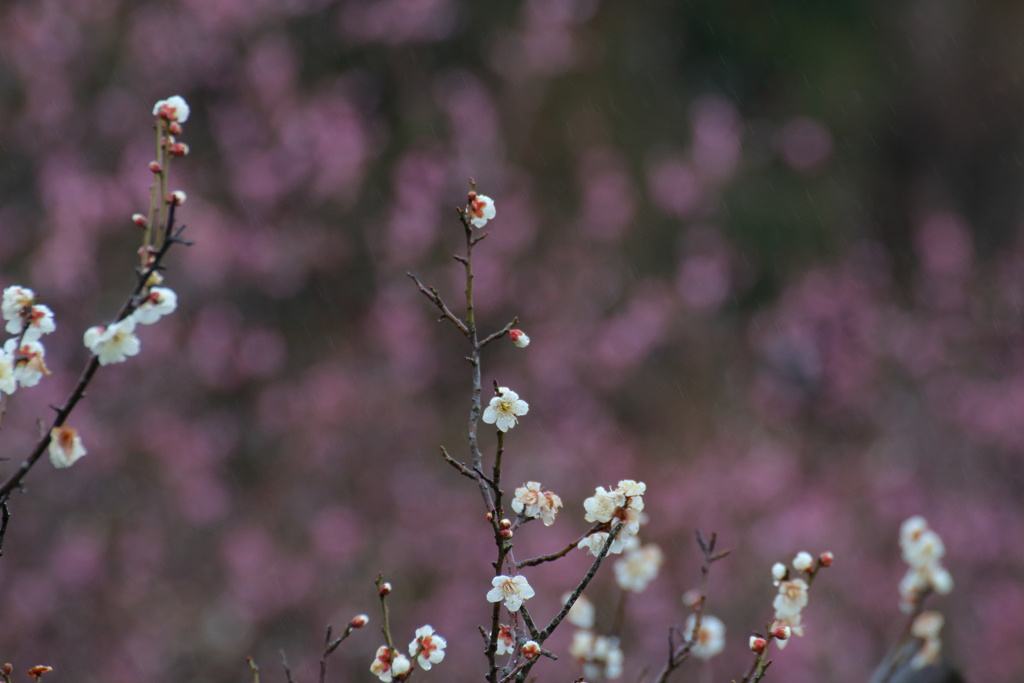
[
  {"xmin": 773, "ymin": 578, "xmax": 809, "ymax": 618},
  {"xmin": 133, "ymin": 287, "xmax": 178, "ymax": 325},
  {"xmin": 370, "ymin": 646, "xmax": 394, "ymax": 682},
  {"xmin": 614, "ymin": 541, "xmax": 664, "ymax": 592},
  {"xmin": 482, "ymin": 387, "xmax": 529, "ymax": 432},
  {"xmin": 897, "ymin": 516, "xmax": 953, "ymax": 613},
  {"xmin": 467, "ymin": 193, "xmax": 496, "ymax": 228},
  {"xmin": 792, "ymin": 551, "xmax": 814, "ymax": 573},
  {"xmin": 570, "ymin": 632, "xmax": 623, "ymax": 680},
  {"xmin": 495, "ymin": 625, "xmax": 514, "ymax": 656},
  {"xmin": 561, "ymin": 592, "xmax": 595, "ymax": 630},
  {"xmin": 509, "ymin": 329, "xmax": 530, "ymax": 348},
  {"xmin": 153, "ymin": 95, "xmax": 190, "ymax": 122},
  {"xmin": 512, "ymin": 481, "xmax": 562, "ymax": 526},
  {"xmin": 5, "ymin": 339, "xmax": 50, "ymax": 387},
  {"xmin": 6, "ymin": 304, "xmax": 55, "ymax": 342},
  {"xmin": 584, "ymin": 487, "xmax": 626, "ymax": 523},
  {"xmin": 579, "ymin": 480, "xmax": 647, "ymax": 555},
  {"xmin": 0, "ymin": 349, "xmax": 16, "ymax": 395},
  {"xmin": 389, "ymin": 655, "xmax": 411, "ymax": 679},
  {"xmin": 486, "ymin": 574, "xmax": 535, "ymax": 612},
  {"xmin": 49, "ymin": 424, "xmax": 87, "ymax": 469},
  {"xmin": 409, "ymin": 625, "xmax": 446, "ymax": 670},
  {"xmin": 84, "ymin": 318, "xmax": 141, "ymax": 366},
  {"xmin": 685, "ymin": 614, "xmax": 726, "ymax": 659},
  {"xmin": 1, "ymin": 286, "xmax": 34, "ymax": 325}
]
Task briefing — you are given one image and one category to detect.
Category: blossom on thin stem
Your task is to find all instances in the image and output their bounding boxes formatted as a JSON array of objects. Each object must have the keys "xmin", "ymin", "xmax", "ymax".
[
  {"xmin": 84, "ymin": 318, "xmax": 141, "ymax": 366},
  {"xmin": 685, "ymin": 613, "xmax": 726, "ymax": 659},
  {"xmin": 486, "ymin": 575, "xmax": 535, "ymax": 612},
  {"xmin": 482, "ymin": 386, "xmax": 529, "ymax": 432},
  {"xmin": 408, "ymin": 625, "xmax": 446, "ymax": 670},
  {"xmin": 6, "ymin": 339, "xmax": 50, "ymax": 387},
  {"xmin": 49, "ymin": 425, "xmax": 87, "ymax": 469},
  {"xmin": 467, "ymin": 192, "xmax": 496, "ymax": 228},
  {"xmin": 509, "ymin": 329, "xmax": 530, "ymax": 348},
  {"xmin": 512, "ymin": 481, "xmax": 562, "ymax": 526},
  {"xmin": 153, "ymin": 95, "xmax": 190, "ymax": 123},
  {"xmin": 133, "ymin": 287, "xmax": 178, "ymax": 325}
]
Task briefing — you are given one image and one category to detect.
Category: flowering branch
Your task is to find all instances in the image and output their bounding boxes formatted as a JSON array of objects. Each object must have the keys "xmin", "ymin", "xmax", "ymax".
[{"xmin": 654, "ymin": 531, "xmax": 729, "ymax": 683}]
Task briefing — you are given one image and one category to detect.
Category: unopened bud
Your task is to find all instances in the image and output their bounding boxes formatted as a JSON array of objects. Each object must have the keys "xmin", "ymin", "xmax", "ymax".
[
  {"xmin": 749, "ymin": 636, "xmax": 767, "ymax": 654},
  {"xmin": 169, "ymin": 122, "xmax": 183, "ymax": 135},
  {"xmin": 771, "ymin": 624, "xmax": 791, "ymax": 641},
  {"xmin": 132, "ymin": 213, "xmax": 148, "ymax": 227},
  {"xmin": 792, "ymin": 551, "xmax": 813, "ymax": 573},
  {"xmin": 509, "ymin": 329, "xmax": 530, "ymax": 348},
  {"xmin": 149, "ymin": 161, "xmax": 162, "ymax": 173},
  {"xmin": 681, "ymin": 589, "xmax": 701, "ymax": 608},
  {"xmin": 2, "ymin": 664, "xmax": 11, "ymax": 675},
  {"xmin": 771, "ymin": 562, "xmax": 787, "ymax": 585},
  {"xmin": 145, "ymin": 271, "xmax": 164, "ymax": 287},
  {"xmin": 500, "ymin": 528, "xmax": 513, "ymax": 539},
  {"xmin": 170, "ymin": 142, "xmax": 190, "ymax": 157},
  {"xmin": 168, "ymin": 190, "xmax": 187, "ymax": 205},
  {"xmin": 467, "ymin": 190, "xmax": 478, "ymax": 202},
  {"xmin": 486, "ymin": 512, "xmax": 494, "ymax": 522},
  {"xmin": 350, "ymin": 614, "xmax": 370, "ymax": 629},
  {"xmin": 27, "ymin": 667, "xmax": 52, "ymax": 680},
  {"xmin": 379, "ymin": 582, "xmax": 392, "ymax": 596},
  {"xmin": 499, "ymin": 518, "xmax": 512, "ymax": 530},
  {"xmin": 819, "ymin": 551, "xmax": 834, "ymax": 567},
  {"xmin": 521, "ymin": 641, "xmax": 541, "ymax": 659}
]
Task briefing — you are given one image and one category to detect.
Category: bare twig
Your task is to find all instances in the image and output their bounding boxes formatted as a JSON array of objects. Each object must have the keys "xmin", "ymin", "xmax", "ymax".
[
  {"xmin": 279, "ymin": 650, "xmax": 295, "ymax": 683},
  {"xmin": 515, "ymin": 524, "xmax": 603, "ymax": 568},
  {"xmin": 0, "ymin": 502, "xmax": 9, "ymax": 556},
  {"xmin": 247, "ymin": 657, "xmax": 261, "ymax": 683},
  {"xmin": 319, "ymin": 622, "xmax": 359, "ymax": 683},
  {"xmin": 480, "ymin": 317, "xmax": 519, "ymax": 349},
  {"xmin": 406, "ymin": 272, "xmax": 469, "ymax": 336},
  {"xmin": 440, "ymin": 445, "xmax": 477, "ymax": 481}
]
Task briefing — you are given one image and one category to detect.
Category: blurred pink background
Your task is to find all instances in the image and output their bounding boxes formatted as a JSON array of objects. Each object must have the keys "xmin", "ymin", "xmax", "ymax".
[{"xmin": 0, "ymin": 0, "xmax": 1022, "ymax": 681}]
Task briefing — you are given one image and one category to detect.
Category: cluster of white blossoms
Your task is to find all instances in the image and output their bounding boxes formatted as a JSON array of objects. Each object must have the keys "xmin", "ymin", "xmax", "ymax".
[
  {"xmin": 898, "ymin": 516, "xmax": 953, "ymax": 614},
  {"xmin": 910, "ymin": 611, "xmax": 945, "ymax": 669},
  {"xmin": 486, "ymin": 574, "xmax": 535, "ymax": 612},
  {"xmin": 613, "ymin": 537, "xmax": 663, "ymax": 592},
  {"xmin": 685, "ymin": 613, "xmax": 726, "ymax": 659},
  {"xmin": 83, "ymin": 286, "xmax": 177, "ymax": 366},
  {"xmin": 482, "ymin": 386, "xmax": 529, "ymax": 432},
  {"xmin": 511, "ymin": 481, "xmax": 563, "ymax": 526},
  {"xmin": 578, "ymin": 480, "xmax": 646, "ymax": 557},
  {"xmin": 467, "ymin": 191, "xmax": 496, "ymax": 228},
  {"xmin": 768, "ymin": 550, "xmax": 828, "ymax": 650},
  {"xmin": 0, "ymin": 286, "xmax": 56, "ymax": 394},
  {"xmin": 370, "ymin": 625, "xmax": 447, "ymax": 682},
  {"xmin": 569, "ymin": 630, "xmax": 624, "ymax": 680}
]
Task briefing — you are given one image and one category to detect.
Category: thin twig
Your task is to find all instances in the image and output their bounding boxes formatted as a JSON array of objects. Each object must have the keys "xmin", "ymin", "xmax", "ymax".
[
  {"xmin": 0, "ymin": 502, "xmax": 9, "ymax": 556},
  {"xmin": 480, "ymin": 317, "xmax": 519, "ymax": 349},
  {"xmin": 319, "ymin": 622, "xmax": 358, "ymax": 683},
  {"xmin": 279, "ymin": 650, "xmax": 295, "ymax": 683},
  {"xmin": 440, "ymin": 446, "xmax": 477, "ymax": 481},
  {"xmin": 515, "ymin": 524, "xmax": 603, "ymax": 568},
  {"xmin": 246, "ymin": 657, "xmax": 260, "ymax": 683},
  {"xmin": 406, "ymin": 272, "xmax": 469, "ymax": 335}
]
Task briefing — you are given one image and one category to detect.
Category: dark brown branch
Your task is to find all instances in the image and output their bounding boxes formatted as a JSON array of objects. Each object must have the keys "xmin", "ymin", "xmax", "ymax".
[
  {"xmin": 480, "ymin": 317, "xmax": 519, "ymax": 349},
  {"xmin": 0, "ymin": 502, "xmax": 8, "ymax": 556},
  {"xmin": 516, "ymin": 523, "xmax": 603, "ymax": 568},
  {"xmin": 519, "ymin": 604, "xmax": 540, "ymax": 640},
  {"xmin": 0, "ymin": 222, "xmax": 189, "ymax": 506},
  {"xmin": 406, "ymin": 272, "xmax": 469, "ymax": 335},
  {"xmin": 440, "ymin": 446, "xmax": 477, "ymax": 481},
  {"xmin": 319, "ymin": 622, "xmax": 359, "ymax": 683}
]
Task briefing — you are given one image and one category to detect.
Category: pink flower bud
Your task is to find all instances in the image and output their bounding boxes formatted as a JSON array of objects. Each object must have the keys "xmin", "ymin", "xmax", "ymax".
[
  {"xmin": 379, "ymin": 582, "xmax": 392, "ymax": 596},
  {"xmin": 521, "ymin": 641, "xmax": 540, "ymax": 659},
  {"xmin": 132, "ymin": 214, "xmax": 148, "ymax": 227},
  {"xmin": 499, "ymin": 518, "xmax": 512, "ymax": 530},
  {"xmin": 500, "ymin": 528, "xmax": 514, "ymax": 540},
  {"xmin": 169, "ymin": 122, "xmax": 183, "ymax": 135},
  {"xmin": 819, "ymin": 551, "xmax": 834, "ymax": 567},
  {"xmin": 509, "ymin": 329, "xmax": 530, "ymax": 348},
  {"xmin": 170, "ymin": 142, "xmax": 190, "ymax": 157},
  {"xmin": 749, "ymin": 636, "xmax": 767, "ymax": 654},
  {"xmin": 350, "ymin": 614, "xmax": 370, "ymax": 628},
  {"xmin": 486, "ymin": 512, "xmax": 494, "ymax": 522},
  {"xmin": 168, "ymin": 190, "xmax": 187, "ymax": 205},
  {"xmin": 771, "ymin": 624, "xmax": 791, "ymax": 641},
  {"xmin": 149, "ymin": 161, "xmax": 162, "ymax": 173}
]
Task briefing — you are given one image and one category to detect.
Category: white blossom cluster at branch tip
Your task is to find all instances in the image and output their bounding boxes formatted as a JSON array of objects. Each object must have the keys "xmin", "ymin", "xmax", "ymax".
[
  {"xmin": 910, "ymin": 611, "xmax": 944, "ymax": 669},
  {"xmin": 898, "ymin": 516, "xmax": 953, "ymax": 614},
  {"xmin": 685, "ymin": 614, "xmax": 726, "ymax": 659},
  {"xmin": 579, "ymin": 480, "xmax": 646, "ymax": 556},
  {"xmin": 487, "ymin": 574, "xmax": 535, "ymax": 612},
  {"xmin": 509, "ymin": 329, "xmax": 530, "ymax": 347},
  {"xmin": 370, "ymin": 647, "xmax": 409, "ymax": 682},
  {"xmin": 770, "ymin": 576, "xmax": 808, "ymax": 649},
  {"xmin": 512, "ymin": 481, "xmax": 562, "ymax": 525},
  {"xmin": 483, "ymin": 386, "xmax": 529, "ymax": 432},
  {"xmin": 83, "ymin": 286, "xmax": 179, "ymax": 365},
  {"xmin": 0, "ymin": 286, "xmax": 56, "ymax": 394},
  {"xmin": 153, "ymin": 95, "xmax": 190, "ymax": 123},
  {"xmin": 561, "ymin": 592, "xmax": 595, "ymax": 629},
  {"xmin": 49, "ymin": 425, "xmax": 87, "ymax": 469},
  {"xmin": 614, "ymin": 538, "xmax": 663, "ymax": 592},
  {"xmin": 467, "ymin": 192, "xmax": 496, "ymax": 228},
  {"xmin": 569, "ymin": 631, "xmax": 624, "ymax": 680},
  {"xmin": 408, "ymin": 625, "xmax": 446, "ymax": 670}
]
